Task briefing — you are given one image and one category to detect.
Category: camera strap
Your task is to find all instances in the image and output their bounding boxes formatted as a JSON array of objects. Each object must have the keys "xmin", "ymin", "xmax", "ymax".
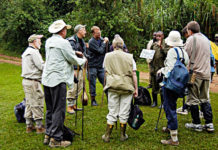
[{"xmin": 189, "ymin": 35, "xmax": 196, "ymax": 73}]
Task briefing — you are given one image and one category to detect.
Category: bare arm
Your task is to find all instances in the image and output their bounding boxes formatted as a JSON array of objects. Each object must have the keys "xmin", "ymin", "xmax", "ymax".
[{"xmin": 132, "ymin": 71, "xmax": 138, "ymax": 98}]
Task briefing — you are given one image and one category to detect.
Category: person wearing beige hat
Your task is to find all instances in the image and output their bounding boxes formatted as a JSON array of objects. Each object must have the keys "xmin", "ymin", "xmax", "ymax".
[
  {"xmin": 66, "ymin": 24, "xmax": 87, "ymax": 114},
  {"xmin": 21, "ymin": 34, "xmax": 45, "ymax": 134},
  {"xmin": 42, "ymin": 20, "xmax": 87, "ymax": 148},
  {"xmin": 157, "ymin": 31, "xmax": 189, "ymax": 146}
]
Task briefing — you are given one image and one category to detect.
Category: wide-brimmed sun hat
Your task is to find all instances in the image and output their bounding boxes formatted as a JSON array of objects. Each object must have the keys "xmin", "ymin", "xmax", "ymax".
[
  {"xmin": 165, "ymin": 31, "xmax": 183, "ymax": 47},
  {"xmin": 48, "ymin": 20, "xmax": 71, "ymax": 34}
]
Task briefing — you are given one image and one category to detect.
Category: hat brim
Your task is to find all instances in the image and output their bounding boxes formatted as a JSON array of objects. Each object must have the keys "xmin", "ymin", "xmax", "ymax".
[
  {"xmin": 166, "ymin": 38, "xmax": 183, "ymax": 47},
  {"xmin": 49, "ymin": 24, "xmax": 72, "ymax": 34}
]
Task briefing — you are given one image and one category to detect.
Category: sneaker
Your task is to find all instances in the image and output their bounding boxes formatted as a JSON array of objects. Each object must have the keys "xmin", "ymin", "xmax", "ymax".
[
  {"xmin": 26, "ymin": 126, "xmax": 36, "ymax": 133},
  {"xmin": 162, "ymin": 127, "xmax": 170, "ymax": 133},
  {"xmin": 203, "ymin": 123, "xmax": 215, "ymax": 132},
  {"xmin": 49, "ymin": 138, "xmax": 71, "ymax": 148},
  {"xmin": 91, "ymin": 100, "xmax": 98, "ymax": 106},
  {"xmin": 177, "ymin": 107, "xmax": 188, "ymax": 115},
  {"xmin": 43, "ymin": 135, "xmax": 50, "ymax": 145},
  {"xmin": 67, "ymin": 106, "xmax": 75, "ymax": 114},
  {"xmin": 185, "ymin": 123, "xmax": 203, "ymax": 132},
  {"xmin": 161, "ymin": 139, "xmax": 179, "ymax": 146}
]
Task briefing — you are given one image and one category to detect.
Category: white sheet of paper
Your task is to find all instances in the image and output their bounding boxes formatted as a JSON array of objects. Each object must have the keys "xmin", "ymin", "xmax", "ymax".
[{"xmin": 140, "ymin": 49, "xmax": 155, "ymax": 59}]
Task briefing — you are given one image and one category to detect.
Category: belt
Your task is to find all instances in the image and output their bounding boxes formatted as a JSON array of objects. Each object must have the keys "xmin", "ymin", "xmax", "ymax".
[{"xmin": 24, "ymin": 78, "xmax": 41, "ymax": 83}]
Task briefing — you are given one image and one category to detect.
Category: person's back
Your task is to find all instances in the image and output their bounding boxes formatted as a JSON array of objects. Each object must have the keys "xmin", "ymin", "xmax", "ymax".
[
  {"xmin": 184, "ymin": 21, "xmax": 214, "ymax": 133},
  {"xmin": 104, "ymin": 49, "xmax": 134, "ymax": 93},
  {"xmin": 185, "ymin": 33, "xmax": 210, "ymax": 80}
]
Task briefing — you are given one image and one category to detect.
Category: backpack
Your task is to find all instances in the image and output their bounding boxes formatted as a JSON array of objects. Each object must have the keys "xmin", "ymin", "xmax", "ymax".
[
  {"xmin": 63, "ymin": 125, "xmax": 76, "ymax": 142},
  {"xmin": 164, "ymin": 48, "xmax": 189, "ymax": 98},
  {"xmin": 134, "ymin": 86, "xmax": 151, "ymax": 105},
  {"xmin": 128, "ymin": 101, "xmax": 145, "ymax": 130},
  {"xmin": 14, "ymin": 98, "xmax": 26, "ymax": 123}
]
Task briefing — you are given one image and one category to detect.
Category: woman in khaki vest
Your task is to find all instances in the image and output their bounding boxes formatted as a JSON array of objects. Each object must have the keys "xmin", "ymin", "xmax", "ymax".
[{"xmin": 102, "ymin": 36, "xmax": 138, "ymax": 142}]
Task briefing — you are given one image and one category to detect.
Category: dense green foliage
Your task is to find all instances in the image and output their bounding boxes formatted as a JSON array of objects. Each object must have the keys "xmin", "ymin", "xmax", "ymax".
[
  {"xmin": 0, "ymin": 63, "xmax": 218, "ymax": 149},
  {"xmin": 0, "ymin": 0, "xmax": 217, "ymax": 59}
]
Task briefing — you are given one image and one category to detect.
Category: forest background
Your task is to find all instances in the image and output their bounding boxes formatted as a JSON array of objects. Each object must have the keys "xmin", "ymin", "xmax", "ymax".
[{"xmin": 0, "ymin": 0, "xmax": 217, "ymax": 60}]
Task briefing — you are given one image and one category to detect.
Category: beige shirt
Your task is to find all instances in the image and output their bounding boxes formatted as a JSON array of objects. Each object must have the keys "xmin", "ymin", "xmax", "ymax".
[
  {"xmin": 185, "ymin": 33, "xmax": 210, "ymax": 80},
  {"xmin": 21, "ymin": 46, "xmax": 44, "ymax": 80}
]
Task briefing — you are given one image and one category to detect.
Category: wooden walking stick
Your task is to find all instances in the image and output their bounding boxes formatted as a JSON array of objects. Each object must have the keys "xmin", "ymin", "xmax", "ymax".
[
  {"xmin": 75, "ymin": 66, "xmax": 80, "ymax": 127},
  {"xmin": 81, "ymin": 62, "xmax": 88, "ymax": 140},
  {"xmin": 101, "ymin": 41, "xmax": 109, "ymax": 107}
]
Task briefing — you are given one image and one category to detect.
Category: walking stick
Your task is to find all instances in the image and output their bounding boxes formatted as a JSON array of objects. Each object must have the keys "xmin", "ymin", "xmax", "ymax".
[
  {"xmin": 101, "ymin": 41, "xmax": 109, "ymax": 107},
  {"xmin": 155, "ymin": 89, "xmax": 164, "ymax": 131},
  {"xmin": 75, "ymin": 66, "xmax": 80, "ymax": 127},
  {"xmin": 81, "ymin": 63, "xmax": 87, "ymax": 140}
]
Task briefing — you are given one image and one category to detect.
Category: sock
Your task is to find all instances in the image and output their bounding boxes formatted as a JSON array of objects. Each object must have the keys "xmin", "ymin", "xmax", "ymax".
[
  {"xmin": 170, "ymin": 130, "xmax": 178, "ymax": 142},
  {"xmin": 35, "ymin": 119, "xmax": 43, "ymax": 128},
  {"xmin": 26, "ymin": 118, "xmax": 33, "ymax": 127}
]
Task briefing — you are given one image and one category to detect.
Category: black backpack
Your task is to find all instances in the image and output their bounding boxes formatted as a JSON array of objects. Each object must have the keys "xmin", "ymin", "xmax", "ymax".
[
  {"xmin": 63, "ymin": 125, "xmax": 77, "ymax": 142},
  {"xmin": 128, "ymin": 101, "xmax": 145, "ymax": 130},
  {"xmin": 134, "ymin": 86, "xmax": 151, "ymax": 106},
  {"xmin": 14, "ymin": 98, "xmax": 26, "ymax": 123}
]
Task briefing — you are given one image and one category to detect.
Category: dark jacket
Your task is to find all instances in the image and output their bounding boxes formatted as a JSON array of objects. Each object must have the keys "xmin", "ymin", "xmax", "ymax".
[
  {"xmin": 87, "ymin": 37, "xmax": 106, "ymax": 68},
  {"xmin": 67, "ymin": 35, "xmax": 87, "ymax": 54},
  {"xmin": 67, "ymin": 35, "xmax": 87, "ymax": 70}
]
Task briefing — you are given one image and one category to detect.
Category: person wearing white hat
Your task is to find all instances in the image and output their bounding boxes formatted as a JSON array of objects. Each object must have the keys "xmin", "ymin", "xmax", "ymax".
[
  {"xmin": 21, "ymin": 34, "xmax": 45, "ymax": 134},
  {"xmin": 157, "ymin": 30, "xmax": 189, "ymax": 146},
  {"xmin": 42, "ymin": 20, "xmax": 87, "ymax": 148}
]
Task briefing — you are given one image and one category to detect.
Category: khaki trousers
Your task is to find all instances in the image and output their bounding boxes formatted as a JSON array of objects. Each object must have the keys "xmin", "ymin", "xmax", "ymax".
[
  {"xmin": 66, "ymin": 70, "xmax": 83, "ymax": 106},
  {"xmin": 107, "ymin": 91, "xmax": 133, "ymax": 125},
  {"xmin": 22, "ymin": 79, "xmax": 44, "ymax": 121},
  {"xmin": 186, "ymin": 78, "xmax": 210, "ymax": 106}
]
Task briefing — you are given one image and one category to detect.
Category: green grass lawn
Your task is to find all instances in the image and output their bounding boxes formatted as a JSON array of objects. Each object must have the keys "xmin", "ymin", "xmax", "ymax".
[{"xmin": 0, "ymin": 63, "xmax": 218, "ymax": 150}]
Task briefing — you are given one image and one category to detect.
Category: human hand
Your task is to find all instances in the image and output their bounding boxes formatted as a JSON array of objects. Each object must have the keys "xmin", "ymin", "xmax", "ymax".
[
  {"xmin": 86, "ymin": 43, "xmax": 89, "ymax": 48},
  {"xmin": 133, "ymin": 89, "xmax": 138, "ymax": 98},
  {"xmin": 104, "ymin": 37, "xmax": 109, "ymax": 43},
  {"xmin": 76, "ymin": 51, "xmax": 83, "ymax": 58},
  {"xmin": 157, "ymin": 69, "xmax": 162, "ymax": 76}
]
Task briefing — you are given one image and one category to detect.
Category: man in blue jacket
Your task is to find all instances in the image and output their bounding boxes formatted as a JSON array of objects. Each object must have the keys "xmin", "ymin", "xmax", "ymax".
[{"xmin": 87, "ymin": 26, "xmax": 109, "ymax": 106}]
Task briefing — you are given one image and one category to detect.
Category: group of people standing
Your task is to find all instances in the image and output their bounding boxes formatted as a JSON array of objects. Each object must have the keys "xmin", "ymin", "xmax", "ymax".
[
  {"xmin": 21, "ymin": 19, "xmax": 137, "ymax": 148},
  {"xmin": 146, "ymin": 21, "xmax": 215, "ymax": 146},
  {"xmin": 21, "ymin": 19, "xmax": 215, "ymax": 148}
]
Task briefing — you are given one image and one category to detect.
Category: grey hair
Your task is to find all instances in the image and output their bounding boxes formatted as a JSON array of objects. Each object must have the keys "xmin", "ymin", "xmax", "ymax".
[{"xmin": 112, "ymin": 37, "xmax": 124, "ymax": 50}]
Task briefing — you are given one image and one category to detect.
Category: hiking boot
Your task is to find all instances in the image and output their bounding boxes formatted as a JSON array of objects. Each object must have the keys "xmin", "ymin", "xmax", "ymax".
[
  {"xmin": 26, "ymin": 126, "xmax": 36, "ymax": 133},
  {"xmin": 91, "ymin": 100, "xmax": 98, "ymax": 106},
  {"xmin": 73, "ymin": 105, "xmax": 83, "ymax": 111},
  {"xmin": 43, "ymin": 135, "xmax": 50, "ymax": 145},
  {"xmin": 162, "ymin": 127, "xmax": 170, "ymax": 133},
  {"xmin": 185, "ymin": 123, "xmax": 203, "ymax": 132},
  {"xmin": 36, "ymin": 126, "xmax": 45, "ymax": 134},
  {"xmin": 203, "ymin": 123, "xmax": 215, "ymax": 132},
  {"xmin": 67, "ymin": 106, "xmax": 75, "ymax": 114},
  {"xmin": 102, "ymin": 124, "xmax": 114, "ymax": 142},
  {"xmin": 120, "ymin": 123, "xmax": 128, "ymax": 141},
  {"xmin": 49, "ymin": 138, "xmax": 71, "ymax": 148},
  {"xmin": 177, "ymin": 107, "xmax": 188, "ymax": 115},
  {"xmin": 161, "ymin": 139, "xmax": 179, "ymax": 146}
]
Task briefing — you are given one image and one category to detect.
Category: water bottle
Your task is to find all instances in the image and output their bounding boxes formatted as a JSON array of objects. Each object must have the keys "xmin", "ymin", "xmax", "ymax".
[{"xmin": 132, "ymin": 115, "xmax": 139, "ymax": 128}]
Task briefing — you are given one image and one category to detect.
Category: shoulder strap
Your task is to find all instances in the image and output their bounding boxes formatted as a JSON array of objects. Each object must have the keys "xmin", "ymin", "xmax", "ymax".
[
  {"xmin": 173, "ymin": 48, "xmax": 180, "ymax": 60},
  {"xmin": 190, "ymin": 36, "xmax": 196, "ymax": 72},
  {"xmin": 179, "ymin": 47, "xmax": 185, "ymax": 64}
]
